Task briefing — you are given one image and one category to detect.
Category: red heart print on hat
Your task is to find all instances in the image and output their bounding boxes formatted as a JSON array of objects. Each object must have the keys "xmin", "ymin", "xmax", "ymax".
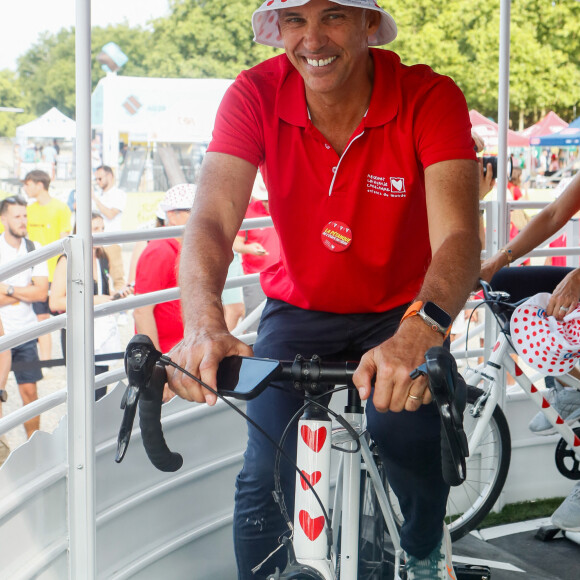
[
  {"xmin": 510, "ymin": 293, "xmax": 580, "ymax": 376},
  {"xmin": 300, "ymin": 425, "xmax": 327, "ymax": 452},
  {"xmin": 299, "ymin": 510, "xmax": 325, "ymax": 541},
  {"xmin": 300, "ymin": 470, "xmax": 322, "ymax": 490}
]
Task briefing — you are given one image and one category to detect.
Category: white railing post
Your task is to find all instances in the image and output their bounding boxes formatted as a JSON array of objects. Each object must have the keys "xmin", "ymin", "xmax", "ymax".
[
  {"xmin": 496, "ymin": 0, "xmax": 511, "ymax": 248},
  {"xmin": 70, "ymin": 1, "xmax": 97, "ymax": 577}
]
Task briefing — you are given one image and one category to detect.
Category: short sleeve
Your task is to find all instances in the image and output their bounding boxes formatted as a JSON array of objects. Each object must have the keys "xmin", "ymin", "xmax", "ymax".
[
  {"xmin": 207, "ymin": 73, "xmax": 265, "ymax": 168},
  {"xmin": 414, "ymin": 76, "xmax": 477, "ymax": 168}
]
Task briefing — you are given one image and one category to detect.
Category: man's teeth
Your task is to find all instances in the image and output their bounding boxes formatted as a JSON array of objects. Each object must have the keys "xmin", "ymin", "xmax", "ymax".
[{"xmin": 306, "ymin": 56, "xmax": 337, "ymax": 67}]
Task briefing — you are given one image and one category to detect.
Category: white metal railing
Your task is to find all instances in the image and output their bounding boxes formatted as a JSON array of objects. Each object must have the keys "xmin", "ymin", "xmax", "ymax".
[{"xmin": 0, "ymin": 217, "xmax": 269, "ymax": 439}]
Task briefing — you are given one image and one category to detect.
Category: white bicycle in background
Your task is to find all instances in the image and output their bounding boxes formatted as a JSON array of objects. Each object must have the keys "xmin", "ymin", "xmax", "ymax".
[
  {"xmin": 383, "ymin": 280, "xmax": 580, "ymax": 545},
  {"xmin": 115, "ymin": 335, "xmax": 489, "ymax": 580}
]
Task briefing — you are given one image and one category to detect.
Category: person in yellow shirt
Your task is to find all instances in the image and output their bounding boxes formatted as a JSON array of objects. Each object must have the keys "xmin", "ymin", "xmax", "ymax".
[{"xmin": 22, "ymin": 170, "xmax": 72, "ymax": 361}]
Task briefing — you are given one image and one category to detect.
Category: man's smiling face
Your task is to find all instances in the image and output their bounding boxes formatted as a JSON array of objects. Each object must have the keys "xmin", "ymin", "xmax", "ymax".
[{"xmin": 278, "ymin": 0, "xmax": 379, "ymax": 97}]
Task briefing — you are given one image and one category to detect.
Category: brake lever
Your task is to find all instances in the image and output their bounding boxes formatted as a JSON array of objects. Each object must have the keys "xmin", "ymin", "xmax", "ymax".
[
  {"xmin": 115, "ymin": 335, "xmax": 163, "ymax": 464},
  {"xmin": 411, "ymin": 348, "xmax": 469, "ymax": 486}
]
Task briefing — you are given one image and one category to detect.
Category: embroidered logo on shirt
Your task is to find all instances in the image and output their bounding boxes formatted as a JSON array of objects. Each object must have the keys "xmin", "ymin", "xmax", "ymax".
[{"xmin": 366, "ymin": 174, "xmax": 407, "ymax": 198}]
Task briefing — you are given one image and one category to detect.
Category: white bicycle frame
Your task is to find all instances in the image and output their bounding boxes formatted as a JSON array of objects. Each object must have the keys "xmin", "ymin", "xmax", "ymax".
[
  {"xmin": 292, "ymin": 404, "xmax": 405, "ymax": 580},
  {"xmin": 464, "ymin": 329, "xmax": 580, "ymax": 459}
]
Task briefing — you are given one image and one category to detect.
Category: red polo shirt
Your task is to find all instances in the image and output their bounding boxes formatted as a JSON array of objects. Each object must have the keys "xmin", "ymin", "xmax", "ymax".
[{"xmin": 209, "ymin": 49, "xmax": 476, "ymax": 314}]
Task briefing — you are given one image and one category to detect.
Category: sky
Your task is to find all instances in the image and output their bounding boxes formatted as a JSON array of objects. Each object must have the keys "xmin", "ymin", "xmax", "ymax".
[{"xmin": 0, "ymin": 0, "xmax": 171, "ymax": 71}]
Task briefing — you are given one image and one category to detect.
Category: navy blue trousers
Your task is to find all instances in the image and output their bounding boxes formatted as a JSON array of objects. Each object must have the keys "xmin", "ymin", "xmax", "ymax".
[{"xmin": 233, "ymin": 299, "xmax": 449, "ymax": 578}]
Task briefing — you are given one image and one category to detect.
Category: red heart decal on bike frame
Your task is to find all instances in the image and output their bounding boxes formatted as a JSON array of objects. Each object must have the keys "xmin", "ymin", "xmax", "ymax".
[
  {"xmin": 300, "ymin": 470, "xmax": 322, "ymax": 490},
  {"xmin": 300, "ymin": 425, "xmax": 327, "ymax": 453},
  {"xmin": 299, "ymin": 510, "xmax": 325, "ymax": 541}
]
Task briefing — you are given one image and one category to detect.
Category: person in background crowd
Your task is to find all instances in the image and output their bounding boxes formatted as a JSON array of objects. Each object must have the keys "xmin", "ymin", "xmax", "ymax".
[
  {"xmin": 0, "ymin": 196, "xmax": 49, "ymax": 439},
  {"xmin": 167, "ymin": 1, "xmax": 480, "ymax": 577},
  {"xmin": 93, "ymin": 165, "xmax": 127, "ymax": 292},
  {"xmin": 233, "ymin": 173, "xmax": 280, "ymax": 332},
  {"xmin": 22, "ymin": 169, "xmax": 71, "ymax": 363},
  {"xmin": 49, "ymin": 212, "xmax": 132, "ymax": 400},
  {"xmin": 133, "ymin": 184, "xmax": 195, "ymax": 399}
]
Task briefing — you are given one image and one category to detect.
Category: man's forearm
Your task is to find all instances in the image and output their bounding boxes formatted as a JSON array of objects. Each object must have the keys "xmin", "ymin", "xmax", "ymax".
[
  {"xmin": 179, "ymin": 219, "xmax": 233, "ymax": 333},
  {"xmin": 0, "ymin": 282, "xmax": 48, "ymax": 304},
  {"xmin": 417, "ymin": 231, "xmax": 481, "ymax": 319}
]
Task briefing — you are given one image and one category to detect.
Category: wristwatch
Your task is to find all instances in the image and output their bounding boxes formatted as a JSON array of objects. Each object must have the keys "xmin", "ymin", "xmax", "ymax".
[
  {"xmin": 5, "ymin": 285, "xmax": 14, "ymax": 297},
  {"xmin": 401, "ymin": 301, "xmax": 452, "ymax": 339}
]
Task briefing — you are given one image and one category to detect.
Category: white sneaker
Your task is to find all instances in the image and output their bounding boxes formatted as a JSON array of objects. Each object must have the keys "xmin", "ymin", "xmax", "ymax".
[
  {"xmin": 404, "ymin": 525, "xmax": 456, "ymax": 579},
  {"xmin": 552, "ymin": 481, "xmax": 580, "ymax": 532},
  {"xmin": 528, "ymin": 381, "xmax": 580, "ymax": 435}
]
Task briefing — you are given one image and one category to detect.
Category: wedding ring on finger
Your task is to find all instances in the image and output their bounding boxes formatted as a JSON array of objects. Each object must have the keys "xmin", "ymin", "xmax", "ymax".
[
  {"xmin": 560, "ymin": 306, "xmax": 570, "ymax": 312},
  {"xmin": 407, "ymin": 392, "xmax": 423, "ymax": 401}
]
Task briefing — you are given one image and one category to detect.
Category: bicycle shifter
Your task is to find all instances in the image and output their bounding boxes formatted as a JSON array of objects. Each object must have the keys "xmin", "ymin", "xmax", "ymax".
[{"xmin": 115, "ymin": 335, "xmax": 163, "ymax": 464}]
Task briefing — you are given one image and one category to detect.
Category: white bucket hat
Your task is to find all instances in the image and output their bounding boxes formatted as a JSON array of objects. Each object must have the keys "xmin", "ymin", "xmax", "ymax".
[
  {"xmin": 159, "ymin": 183, "xmax": 196, "ymax": 212},
  {"xmin": 510, "ymin": 293, "xmax": 580, "ymax": 376},
  {"xmin": 252, "ymin": 0, "xmax": 397, "ymax": 49}
]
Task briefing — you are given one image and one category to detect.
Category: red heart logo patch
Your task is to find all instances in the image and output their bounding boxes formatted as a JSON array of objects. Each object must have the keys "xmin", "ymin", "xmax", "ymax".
[
  {"xmin": 300, "ymin": 470, "xmax": 322, "ymax": 491},
  {"xmin": 299, "ymin": 510, "xmax": 325, "ymax": 541},
  {"xmin": 300, "ymin": 425, "xmax": 327, "ymax": 453}
]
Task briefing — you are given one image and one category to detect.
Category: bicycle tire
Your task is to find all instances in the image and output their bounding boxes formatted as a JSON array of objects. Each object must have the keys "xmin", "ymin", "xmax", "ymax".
[{"xmin": 385, "ymin": 385, "xmax": 511, "ymax": 542}]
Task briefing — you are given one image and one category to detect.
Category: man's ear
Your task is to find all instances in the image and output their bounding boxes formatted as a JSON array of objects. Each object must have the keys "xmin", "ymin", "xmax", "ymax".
[{"xmin": 366, "ymin": 10, "xmax": 381, "ymax": 37}]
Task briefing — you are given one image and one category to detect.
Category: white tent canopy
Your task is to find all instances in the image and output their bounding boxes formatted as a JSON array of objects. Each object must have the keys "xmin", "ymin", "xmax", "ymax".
[{"xmin": 15, "ymin": 107, "xmax": 76, "ymax": 141}]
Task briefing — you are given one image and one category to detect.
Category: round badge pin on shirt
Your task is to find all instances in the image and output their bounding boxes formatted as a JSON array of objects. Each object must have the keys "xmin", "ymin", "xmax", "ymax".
[{"xmin": 321, "ymin": 221, "xmax": 353, "ymax": 253}]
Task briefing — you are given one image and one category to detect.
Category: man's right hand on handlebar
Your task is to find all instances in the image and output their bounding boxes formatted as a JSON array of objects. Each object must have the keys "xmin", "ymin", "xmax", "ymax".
[{"xmin": 166, "ymin": 323, "xmax": 253, "ymax": 406}]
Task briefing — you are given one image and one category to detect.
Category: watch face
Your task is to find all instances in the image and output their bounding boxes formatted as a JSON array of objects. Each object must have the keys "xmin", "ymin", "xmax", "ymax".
[{"xmin": 423, "ymin": 302, "xmax": 452, "ymax": 328}]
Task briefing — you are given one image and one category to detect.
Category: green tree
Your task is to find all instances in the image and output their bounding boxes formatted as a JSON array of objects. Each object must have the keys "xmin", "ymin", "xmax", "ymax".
[
  {"xmin": 17, "ymin": 24, "xmax": 154, "ymax": 119},
  {"xmin": 145, "ymin": 0, "xmax": 280, "ymax": 78},
  {"xmin": 387, "ymin": 0, "xmax": 580, "ymax": 125},
  {"xmin": 0, "ymin": 70, "xmax": 34, "ymax": 137}
]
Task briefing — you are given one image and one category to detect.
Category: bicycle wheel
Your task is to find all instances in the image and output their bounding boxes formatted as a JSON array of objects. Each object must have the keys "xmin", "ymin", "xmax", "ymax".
[{"xmin": 385, "ymin": 385, "xmax": 511, "ymax": 542}]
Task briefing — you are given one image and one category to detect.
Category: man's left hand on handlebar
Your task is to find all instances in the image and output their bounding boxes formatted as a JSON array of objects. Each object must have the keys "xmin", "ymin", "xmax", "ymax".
[
  {"xmin": 166, "ymin": 323, "xmax": 253, "ymax": 406},
  {"xmin": 353, "ymin": 317, "xmax": 444, "ymax": 413}
]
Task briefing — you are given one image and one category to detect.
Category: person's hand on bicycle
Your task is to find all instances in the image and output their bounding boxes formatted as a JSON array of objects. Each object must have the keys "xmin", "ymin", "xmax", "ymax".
[
  {"xmin": 166, "ymin": 316, "xmax": 254, "ymax": 406},
  {"xmin": 352, "ymin": 318, "xmax": 444, "ymax": 413},
  {"xmin": 547, "ymin": 268, "xmax": 580, "ymax": 320}
]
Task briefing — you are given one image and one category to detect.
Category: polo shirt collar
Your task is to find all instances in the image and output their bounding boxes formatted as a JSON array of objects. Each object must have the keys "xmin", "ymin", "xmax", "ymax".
[
  {"xmin": 364, "ymin": 49, "xmax": 399, "ymax": 127},
  {"xmin": 278, "ymin": 58, "xmax": 309, "ymax": 128},
  {"xmin": 277, "ymin": 49, "xmax": 399, "ymax": 129}
]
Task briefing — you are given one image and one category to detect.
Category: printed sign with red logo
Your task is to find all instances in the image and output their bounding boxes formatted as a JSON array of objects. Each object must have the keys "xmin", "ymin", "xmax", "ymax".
[{"xmin": 321, "ymin": 221, "xmax": 352, "ymax": 252}]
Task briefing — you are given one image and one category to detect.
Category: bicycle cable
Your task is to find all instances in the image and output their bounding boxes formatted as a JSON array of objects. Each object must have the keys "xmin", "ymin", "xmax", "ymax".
[
  {"xmin": 272, "ymin": 384, "xmax": 363, "ymax": 545},
  {"xmin": 161, "ymin": 356, "xmax": 335, "ymax": 548}
]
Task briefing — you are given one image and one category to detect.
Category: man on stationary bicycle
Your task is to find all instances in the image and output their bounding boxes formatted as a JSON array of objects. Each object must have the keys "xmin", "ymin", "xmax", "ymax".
[{"xmin": 167, "ymin": 1, "xmax": 480, "ymax": 578}]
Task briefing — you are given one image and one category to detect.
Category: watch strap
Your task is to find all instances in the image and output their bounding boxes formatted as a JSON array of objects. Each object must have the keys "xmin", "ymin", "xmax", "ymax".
[{"xmin": 401, "ymin": 300, "xmax": 451, "ymax": 339}]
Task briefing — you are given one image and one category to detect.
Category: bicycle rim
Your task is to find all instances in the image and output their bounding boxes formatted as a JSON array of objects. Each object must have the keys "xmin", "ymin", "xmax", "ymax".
[{"xmin": 385, "ymin": 385, "xmax": 511, "ymax": 542}]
